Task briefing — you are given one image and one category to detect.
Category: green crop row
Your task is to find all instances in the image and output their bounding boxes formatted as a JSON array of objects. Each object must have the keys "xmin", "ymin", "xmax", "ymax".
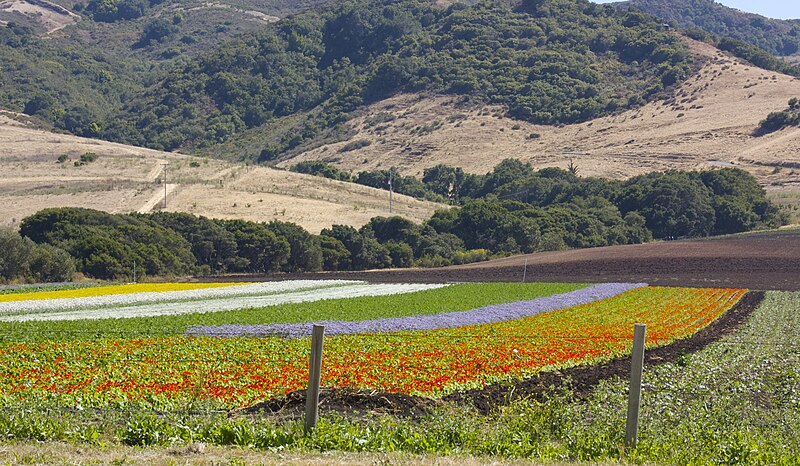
[
  {"xmin": 0, "ymin": 283, "xmax": 102, "ymax": 296},
  {"xmin": 0, "ymin": 282, "xmax": 585, "ymax": 342}
]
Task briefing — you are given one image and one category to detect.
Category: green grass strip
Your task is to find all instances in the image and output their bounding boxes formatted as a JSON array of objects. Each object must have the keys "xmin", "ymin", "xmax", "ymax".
[{"xmin": 0, "ymin": 283, "xmax": 103, "ymax": 296}]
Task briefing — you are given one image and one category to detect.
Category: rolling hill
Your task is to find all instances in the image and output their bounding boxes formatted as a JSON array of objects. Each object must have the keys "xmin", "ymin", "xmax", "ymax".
[
  {"xmin": 0, "ymin": 113, "xmax": 443, "ymax": 233},
  {"xmin": 280, "ymin": 39, "xmax": 800, "ymax": 195},
  {"xmin": 2, "ymin": 0, "xmax": 799, "ymax": 231}
]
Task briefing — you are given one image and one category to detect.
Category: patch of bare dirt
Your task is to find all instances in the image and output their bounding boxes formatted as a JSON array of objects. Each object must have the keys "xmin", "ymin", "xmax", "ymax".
[
  {"xmin": 0, "ymin": 0, "xmax": 79, "ymax": 33},
  {"xmin": 239, "ymin": 387, "xmax": 441, "ymax": 420},
  {"xmin": 281, "ymin": 38, "xmax": 800, "ymax": 191}
]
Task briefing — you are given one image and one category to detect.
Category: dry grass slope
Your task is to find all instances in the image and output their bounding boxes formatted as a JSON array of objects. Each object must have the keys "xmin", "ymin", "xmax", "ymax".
[
  {"xmin": 282, "ymin": 39, "xmax": 800, "ymax": 193},
  {"xmin": 0, "ymin": 115, "xmax": 443, "ymax": 233}
]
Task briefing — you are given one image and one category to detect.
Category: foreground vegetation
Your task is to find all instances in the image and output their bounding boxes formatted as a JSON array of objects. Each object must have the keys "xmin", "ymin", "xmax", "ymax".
[{"xmin": 0, "ymin": 289, "xmax": 795, "ymax": 465}]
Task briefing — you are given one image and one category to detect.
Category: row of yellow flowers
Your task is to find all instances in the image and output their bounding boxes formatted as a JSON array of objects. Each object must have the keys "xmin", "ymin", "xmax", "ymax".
[{"xmin": 0, "ymin": 282, "xmax": 248, "ymax": 303}]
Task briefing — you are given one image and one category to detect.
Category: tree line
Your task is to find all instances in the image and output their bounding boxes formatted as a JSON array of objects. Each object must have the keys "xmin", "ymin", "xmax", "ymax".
[{"xmin": 10, "ymin": 165, "xmax": 785, "ymax": 281}]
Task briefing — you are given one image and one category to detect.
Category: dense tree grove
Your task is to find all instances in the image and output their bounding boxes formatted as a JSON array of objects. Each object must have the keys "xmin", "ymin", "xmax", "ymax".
[
  {"xmin": 98, "ymin": 0, "xmax": 695, "ymax": 154},
  {"xmin": 0, "ymin": 230, "xmax": 75, "ymax": 283},
  {"xmin": 17, "ymin": 166, "xmax": 785, "ymax": 279},
  {"xmin": 86, "ymin": 0, "xmax": 166, "ymax": 23}
]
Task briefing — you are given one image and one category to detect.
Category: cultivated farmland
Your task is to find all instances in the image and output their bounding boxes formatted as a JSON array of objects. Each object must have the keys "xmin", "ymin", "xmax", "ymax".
[{"xmin": 0, "ymin": 279, "xmax": 776, "ymax": 466}]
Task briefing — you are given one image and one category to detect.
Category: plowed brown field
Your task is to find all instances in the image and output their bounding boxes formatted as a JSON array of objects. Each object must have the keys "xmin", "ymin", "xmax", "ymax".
[{"xmin": 229, "ymin": 229, "xmax": 800, "ymax": 290}]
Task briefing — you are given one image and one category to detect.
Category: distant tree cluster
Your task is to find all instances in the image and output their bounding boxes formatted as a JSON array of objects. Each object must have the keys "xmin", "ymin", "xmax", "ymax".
[
  {"xmin": 0, "ymin": 22, "xmax": 33, "ymax": 48},
  {"xmin": 0, "ymin": 230, "xmax": 75, "ymax": 283},
  {"xmin": 18, "ymin": 165, "xmax": 784, "ymax": 279},
  {"xmin": 290, "ymin": 161, "xmax": 353, "ymax": 182},
  {"xmin": 301, "ymin": 161, "xmax": 787, "ymax": 241},
  {"xmin": 755, "ymin": 98, "xmax": 800, "ymax": 135},
  {"xmin": 85, "ymin": 0, "xmax": 166, "ymax": 23},
  {"xmin": 716, "ymin": 38, "xmax": 800, "ymax": 77}
]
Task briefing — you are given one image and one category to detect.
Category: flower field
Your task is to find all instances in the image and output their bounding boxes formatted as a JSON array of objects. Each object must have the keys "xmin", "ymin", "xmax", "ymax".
[
  {"xmin": 0, "ymin": 281, "xmax": 586, "ymax": 340},
  {"xmin": 0, "ymin": 280, "xmax": 449, "ymax": 322},
  {"xmin": 0, "ymin": 283, "xmax": 744, "ymax": 410},
  {"xmin": 0, "ymin": 281, "xmax": 245, "ymax": 302},
  {"xmin": 188, "ymin": 282, "xmax": 645, "ymax": 337}
]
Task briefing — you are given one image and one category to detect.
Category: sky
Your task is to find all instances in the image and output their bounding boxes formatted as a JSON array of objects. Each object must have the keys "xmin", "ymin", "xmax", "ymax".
[{"xmin": 590, "ymin": 1, "xmax": 800, "ymax": 20}]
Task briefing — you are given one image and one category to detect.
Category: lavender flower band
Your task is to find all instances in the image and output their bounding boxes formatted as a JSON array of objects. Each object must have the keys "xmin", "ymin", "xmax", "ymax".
[{"xmin": 187, "ymin": 282, "xmax": 647, "ymax": 338}]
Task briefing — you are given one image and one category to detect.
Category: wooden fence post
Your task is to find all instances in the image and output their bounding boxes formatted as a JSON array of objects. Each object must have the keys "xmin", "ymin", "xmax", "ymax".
[
  {"xmin": 625, "ymin": 323, "xmax": 647, "ymax": 449},
  {"xmin": 305, "ymin": 325, "xmax": 325, "ymax": 433}
]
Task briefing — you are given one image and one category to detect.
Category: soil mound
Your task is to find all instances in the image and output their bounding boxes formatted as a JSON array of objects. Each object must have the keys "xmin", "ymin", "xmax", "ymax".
[{"xmin": 237, "ymin": 387, "xmax": 442, "ymax": 419}]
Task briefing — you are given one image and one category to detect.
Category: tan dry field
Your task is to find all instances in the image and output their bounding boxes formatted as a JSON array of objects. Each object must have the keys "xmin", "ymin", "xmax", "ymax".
[
  {"xmin": 0, "ymin": 115, "xmax": 443, "ymax": 233},
  {"xmin": 282, "ymin": 39, "xmax": 800, "ymax": 194}
]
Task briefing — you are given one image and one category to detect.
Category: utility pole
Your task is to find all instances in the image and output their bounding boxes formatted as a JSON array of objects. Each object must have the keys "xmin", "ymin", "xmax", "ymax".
[
  {"xmin": 162, "ymin": 160, "xmax": 169, "ymax": 209},
  {"xmin": 388, "ymin": 169, "xmax": 393, "ymax": 214}
]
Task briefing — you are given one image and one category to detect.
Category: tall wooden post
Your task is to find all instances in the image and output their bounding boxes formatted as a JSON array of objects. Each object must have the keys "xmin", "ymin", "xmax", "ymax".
[
  {"xmin": 305, "ymin": 325, "xmax": 325, "ymax": 433},
  {"xmin": 625, "ymin": 323, "xmax": 646, "ymax": 449}
]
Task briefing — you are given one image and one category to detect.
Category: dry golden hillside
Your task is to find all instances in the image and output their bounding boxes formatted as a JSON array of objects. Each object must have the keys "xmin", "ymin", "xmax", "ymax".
[
  {"xmin": 282, "ymin": 39, "xmax": 800, "ymax": 193},
  {"xmin": 0, "ymin": 115, "xmax": 443, "ymax": 233}
]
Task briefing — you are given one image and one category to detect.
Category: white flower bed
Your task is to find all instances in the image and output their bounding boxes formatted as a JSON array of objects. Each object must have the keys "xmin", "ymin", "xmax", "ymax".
[
  {"xmin": 0, "ymin": 280, "xmax": 359, "ymax": 315},
  {"xmin": 0, "ymin": 283, "xmax": 450, "ymax": 322}
]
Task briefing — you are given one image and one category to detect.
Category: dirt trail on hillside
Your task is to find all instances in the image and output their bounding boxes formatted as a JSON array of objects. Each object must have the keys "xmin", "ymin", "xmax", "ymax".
[{"xmin": 137, "ymin": 184, "xmax": 177, "ymax": 213}]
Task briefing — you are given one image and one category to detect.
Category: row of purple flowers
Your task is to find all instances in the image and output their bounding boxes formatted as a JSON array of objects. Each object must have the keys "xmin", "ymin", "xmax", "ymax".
[{"xmin": 187, "ymin": 282, "xmax": 647, "ymax": 338}]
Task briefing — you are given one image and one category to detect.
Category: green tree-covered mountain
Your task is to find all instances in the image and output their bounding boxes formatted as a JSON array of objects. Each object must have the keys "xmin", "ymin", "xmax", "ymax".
[
  {"xmin": 3, "ymin": 0, "xmax": 696, "ymax": 158},
  {"xmin": 617, "ymin": 0, "xmax": 800, "ymax": 56},
  {"xmin": 0, "ymin": 0, "xmax": 331, "ymax": 136}
]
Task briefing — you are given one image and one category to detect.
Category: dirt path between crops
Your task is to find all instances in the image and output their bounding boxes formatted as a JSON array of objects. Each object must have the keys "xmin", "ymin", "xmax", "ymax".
[{"xmin": 243, "ymin": 291, "xmax": 764, "ymax": 418}]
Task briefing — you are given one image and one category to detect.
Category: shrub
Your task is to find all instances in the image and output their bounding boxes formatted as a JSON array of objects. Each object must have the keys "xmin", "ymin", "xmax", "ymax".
[
  {"xmin": 339, "ymin": 139, "xmax": 372, "ymax": 153},
  {"xmin": 0, "ymin": 229, "xmax": 32, "ymax": 281},
  {"xmin": 452, "ymin": 249, "xmax": 491, "ymax": 265},
  {"xmin": 414, "ymin": 254, "xmax": 452, "ymax": 268}
]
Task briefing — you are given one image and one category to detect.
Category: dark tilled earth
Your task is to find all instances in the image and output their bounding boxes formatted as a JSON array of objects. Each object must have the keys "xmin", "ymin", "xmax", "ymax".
[
  {"xmin": 241, "ymin": 291, "xmax": 764, "ymax": 418},
  {"xmin": 215, "ymin": 229, "xmax": 800, "ymax": 291}
]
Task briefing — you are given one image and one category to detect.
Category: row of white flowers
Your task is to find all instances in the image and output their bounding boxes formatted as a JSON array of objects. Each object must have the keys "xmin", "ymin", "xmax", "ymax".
[
  {"xmin": 0, "ymin": 280, "xmax": 359, "ymax": 315},
  {"xmin": 0, "ymin": 282, "xmax": 450, "ymax": 322}
]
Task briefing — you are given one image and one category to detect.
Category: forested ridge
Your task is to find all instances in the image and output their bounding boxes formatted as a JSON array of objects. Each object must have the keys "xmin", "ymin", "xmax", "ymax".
[
  {"xmin": 6, "ymin": 0, "xmax": 696, "ymax": 158},
  {"xmin": 618, "ymin": 0, "xmax": 800, "ymax": 57}
]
